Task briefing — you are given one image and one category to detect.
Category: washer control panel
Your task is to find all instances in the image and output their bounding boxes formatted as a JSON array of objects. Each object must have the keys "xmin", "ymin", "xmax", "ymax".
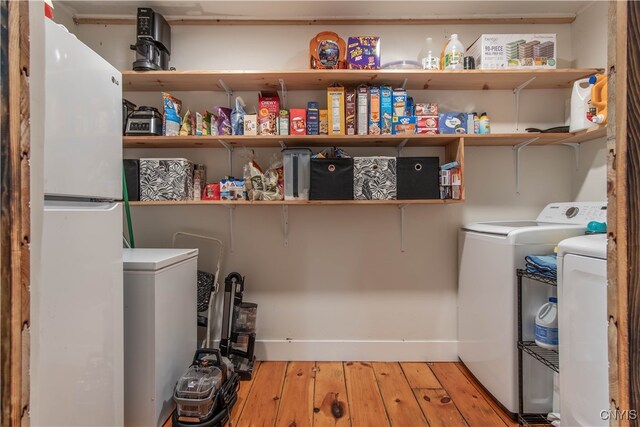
[{"xmin": 536, "ymin": 202, "xmax": 608, "ymax": 224}]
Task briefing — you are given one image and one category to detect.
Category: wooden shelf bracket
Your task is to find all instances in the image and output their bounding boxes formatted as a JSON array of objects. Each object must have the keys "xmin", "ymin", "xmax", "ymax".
[
  {"xmin": 513, "ymin": 77, "xmax": 536, "ymax": 131},
  {"xmin": 513, "ymin": 137, "xmax": 540, "ymax": 193},
  {"xmin": 561, "ymin": 142, "xmax": 580, "ymax": 170}
]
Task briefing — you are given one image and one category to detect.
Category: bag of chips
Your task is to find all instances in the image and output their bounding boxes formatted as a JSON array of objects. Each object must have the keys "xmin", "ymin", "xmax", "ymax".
[
  {"xmin": 162, "ymin": 92, "xmax": 182, "ymax": 136},
  {"xmin": 179, "ymin": 109, "xmax": 192, "ymax": 136},
  {"xmin": 214, "ymin": 106, "xmax": 232, "ymax": 136},
  {"xmin": 231, "ymin": 97, "xmax": 246, "ymax": 136}
]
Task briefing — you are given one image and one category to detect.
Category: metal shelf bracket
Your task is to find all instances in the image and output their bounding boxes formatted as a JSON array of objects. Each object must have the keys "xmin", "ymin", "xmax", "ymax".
[
  {"xmin": 279, "ymin": 78, "xmax": 287, "ymax": 110},
  {"xmin": 512, "ymin": 77, "xmax": 536, "ymax": 131},
  {"xmin": 218, "ymin": 79, "xmax": 233, "ymax": 107},
  {"xmin": 401, "ymin": 78, "xmax": 408, "ymax": 90},
  {"xmin": 561, "ymin": 142, "xmax": 580, "ymax": 170},
  {"xmin": 227, "ymin": 206, "xmax": 236, "ymax": 253},
  {"xmin": 396, "ymin": 138, "xmax": 409, "ymax": 157},
  {"xmin": 513, "ymin": 137, "xmax": 540, "ymax": 194},
  {"xmin": 218, "ymin": 139, "xmax": 234, "ymax": 174},
  {"xmin": 282, "ymin": 205, "xmax": 289, "ymax": 247},
  {"xmin": 279, "ymin": 140, "xmax": 287, "ymax": 150},
  {"xmin": 399, "ymin": 204, "xmax": 407, "ymax": 252}
]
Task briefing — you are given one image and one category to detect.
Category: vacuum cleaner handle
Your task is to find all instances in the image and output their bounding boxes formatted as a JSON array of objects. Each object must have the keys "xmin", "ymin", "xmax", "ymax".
[{"xmin": 193, "ymin": 348, "xmax": 222, "ymax": 366}]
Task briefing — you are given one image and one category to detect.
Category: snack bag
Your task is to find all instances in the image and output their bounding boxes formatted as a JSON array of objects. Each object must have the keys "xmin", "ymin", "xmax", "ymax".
[
  {"xmin": 214, "ymin": 106, "xmax": 232, "ymax": 136},
  {"xmin": 202, "ymin": 111, "xmax": 213, "ymax": 136},
  {"xmin": 231, "ymin": 96, "xmax": 246, "ymax": 136},
  {"xmin": 195, "ymin": 112, "xmax": 203, "ymax": 136},
  {"xmin": 162, "ymin": 92, "xmax": 182, "ymax": 136},
  {"xmin": 179, "ymin": 110, "xmax": 192, "ymax": 136}
]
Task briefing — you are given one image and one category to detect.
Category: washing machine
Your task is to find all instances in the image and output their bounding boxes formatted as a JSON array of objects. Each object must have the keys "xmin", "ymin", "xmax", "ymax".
[
  {"xmin": 458, "ymin": 202, "xmax": 607, "ymax": 416},
  {"xmin": 557, "ymin": 234, "xmax": 608, "ymax": 426}
]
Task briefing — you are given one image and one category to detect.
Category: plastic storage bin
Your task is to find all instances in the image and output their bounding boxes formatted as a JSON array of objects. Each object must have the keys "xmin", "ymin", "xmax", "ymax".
[
  {"xmin": 140, "ymin": 158, "xmax": 194, "ymax": 201},
  {"xmin": 353, "ymin": 156, "xmax": 397, "ymax": 200},
  {"xmin": 283, "ymin": 149, "xmax": 311, "ymax": 200},
  {"xmin": 310, "ymin": 158, "xmax": 354, "ymax": 200},
  {"xmin": 397, "ymin": 157, "xmax": 440, "ymax": 199}
]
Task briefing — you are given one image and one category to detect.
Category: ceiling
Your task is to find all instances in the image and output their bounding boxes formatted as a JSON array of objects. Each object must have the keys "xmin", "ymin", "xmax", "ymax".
[{"xmin": 57, "ymin": 0, "xmax": 596, "ymax": 20}]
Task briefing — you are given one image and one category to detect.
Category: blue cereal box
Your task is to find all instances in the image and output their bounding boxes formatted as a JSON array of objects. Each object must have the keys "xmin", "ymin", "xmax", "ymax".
[
  {"xmin": 392, "ymin": 116, "xmax": 417, "ymax": 135},
  {"xmin": 392, "ymin": 88, "xmax": 407, "ymax": 117},
  {"xmin": 307, "ymin": 101, "xmax": 319, "ymax": 135},
  {"xmin": 438, "ymin": 112, "xmax": 468, "ymax": 134},
  {"xmin": 380, "ymin": 86, "xmax": 393, "ymax": 135}
]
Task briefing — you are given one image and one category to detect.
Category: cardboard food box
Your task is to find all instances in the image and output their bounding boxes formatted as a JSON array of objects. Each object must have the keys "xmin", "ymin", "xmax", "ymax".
[
  {"xmin": 438, "ymin": 112, "xmax": 467, "ymax": 134},
  {"xmin": 347, "ymin": 36, "xmax": 381, "ymax": 70},
  {"xmin": 392, "ymin": 116, "xmax": 417, "ymax": 135},
  {"xmin": 327, "ymin": 87, "xmax": 345, "ymax": 135},
  {"xmin": 243, "ymin": 114, "xmax": 257, "ymax": 136},
  {"xmin": 415, "ymin": 103, "xmax": 438, "ymax": 116},
  {"xmin": 345, "ymin": 88, "xmax": 356, "ymax": 135},
  {"xmin": 319, "ymin": 110, "xmax": 328, "ymax": 135},
  {"xmin": 290, "ymin": 108, "xmax": 307, "ymax": 135},
  {"xmin": 368, "ymin": 87, "xmax": 381, "ymax": 135},
  {"xmin": 417, "ymin": 128, "xmax": 439, "ymax": 135},
  {"xmin": 417, "ymin": 116, "xmax": 438, "ymax": 129},
  {"xmin": 259, "ymin": 93, "xmax": 280, "ymax": 135},
  {"xmin": 381, "ymin": 87, "xmax": 393, "ymax": 135},
  {"xmin": 278, "ymin": 110, "xmax": 289, "ymax": 135},
  {"xmin": 467, "ymin": 34, "xmax": 557, "ymax": 70},
  {"xmin": 307, "ymin": 102, "xmax": 319, "ymax": 135},
  {"xmin": 357, "ymin": 85, "xmax": 368, "ymax": 135}
]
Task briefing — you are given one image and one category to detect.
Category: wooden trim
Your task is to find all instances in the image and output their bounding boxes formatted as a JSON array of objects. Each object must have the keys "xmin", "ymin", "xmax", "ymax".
[
  {"xmin": 74, "ymin": 16, "xmax": 576, "ymax": 26},
  {"xmin": 0, "ymin": 0, "xmax": 30, "ymax": 425}
]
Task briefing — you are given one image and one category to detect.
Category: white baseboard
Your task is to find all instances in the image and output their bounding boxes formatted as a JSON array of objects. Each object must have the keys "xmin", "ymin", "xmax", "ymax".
[{"xmin": 225, "ymin": 339, "xmax": 459, "ymax": 362}]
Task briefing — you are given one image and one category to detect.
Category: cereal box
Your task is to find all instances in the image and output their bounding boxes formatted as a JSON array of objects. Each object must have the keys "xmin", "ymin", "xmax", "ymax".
[
  {"xmin": 345, "ymin": 88, "xmax": 356, "ymax": 135},
  {"xmin": 357, "ymin": 85, "xmax": 368, "ymax": 135},
  {"xmin": 467, "ymin": 34, "xmax": 557, "ymax": 70},
  {"xmin": 417, "ymin": 116, "xmax": 438, "ymax": 129},
  {"xmin": 259, "ymin": 93, "xmax": 279, "ymax": 135},
  {"xmin": 392, "ymin": 116, "xmax": 417, "ymax": 135},
  {"xmin": 347, "ymin": 36, "xmax": 381, "ymax": 70},
  {"xmin": 278, "ymin": 110, "xmax": 289, "ymax": 135},
  {"xmin": 415, "ymin": 103, "xmax": 438, "ymax": 116},
  {"xmin": 368, "ymin": 87, "xmax": 381, "ymax": 135},
  {"xmin": 380, "ymin": 87, "xmax": 393, "ymax": 135},
  {"xmin": 327, "ymin": 87, "xmax": 345, "ymax": 135},
  {"xmin": 392, "ymin": 88, "xmax": 407, "ymax": 118},
  {"xmin": 290, "ymin": 108, "xmax": 307, "ymax": 135},
  {"xmin": 319, "ymin": 110, "xmax": 328, "ymax": 135},
  {"xmin": 417, "ymin": 128, "xmax": 439, "ymax": 135},
  {"xmin": 307, "ymin": 102, "xmax": 319, "ymax": 135}
]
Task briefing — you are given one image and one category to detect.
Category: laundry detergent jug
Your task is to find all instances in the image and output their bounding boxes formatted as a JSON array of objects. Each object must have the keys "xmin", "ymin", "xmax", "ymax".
[
  {"xmin": 570, "ymin": 78, "xmax": 593, "ymax": 133},
  {"xmin": 589, "ymin": 74, "xmax": 608, "ymax": 125}
]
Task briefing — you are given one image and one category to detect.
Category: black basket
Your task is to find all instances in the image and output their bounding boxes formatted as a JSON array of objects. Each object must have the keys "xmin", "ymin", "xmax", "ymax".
[
  {"xmin": 397, "ymin": 157, "xmax": 440, "ymax": 199},
  {"xmin": 310, "ymin": 158, "xmax": 354, "ymax": 200}
]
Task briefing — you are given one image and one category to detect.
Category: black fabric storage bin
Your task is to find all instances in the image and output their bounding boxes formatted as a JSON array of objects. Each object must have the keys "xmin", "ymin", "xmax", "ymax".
[
  {"xmin": 397, "ymin": 157, "xmax": 440, "ymax": 199},
  {"xmin": 310, "ymin": 158, "xmax": 354, "ymax": 200},
  {"xmin": 123, "ymin": 159, "xmax": 140, "ymax": 201}
]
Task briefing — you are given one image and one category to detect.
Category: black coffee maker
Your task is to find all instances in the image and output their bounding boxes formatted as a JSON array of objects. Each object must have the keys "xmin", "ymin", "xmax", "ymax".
[{"xmin": 130, "ymin": 8, "xmax": 171, "ymax": 71}]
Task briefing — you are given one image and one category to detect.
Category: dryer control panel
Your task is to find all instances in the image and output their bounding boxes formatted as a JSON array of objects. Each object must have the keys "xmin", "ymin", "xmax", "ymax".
[{"xmin": 536, "ymin": 202, "xmax": 608, "ymax": 224}]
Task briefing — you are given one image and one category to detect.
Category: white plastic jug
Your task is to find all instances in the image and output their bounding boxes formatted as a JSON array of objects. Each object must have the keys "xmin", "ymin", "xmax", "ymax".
[
  {"xmin": 535, "ymin": 297, "xmax": 558, "ymax": 350},
  {"xmin": 569, "ymin": 78, "xmax": 593, "ymax": 132}
]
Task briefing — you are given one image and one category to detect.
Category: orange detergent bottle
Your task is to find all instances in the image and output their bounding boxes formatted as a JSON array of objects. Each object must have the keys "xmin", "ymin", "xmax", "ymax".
[{"xmin": 589, "ymin": 74, "xmax": 608, "ymax": 125}]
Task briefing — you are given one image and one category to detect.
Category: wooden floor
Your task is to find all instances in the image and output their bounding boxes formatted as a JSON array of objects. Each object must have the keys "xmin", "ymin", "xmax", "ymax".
[{"xmin": 165, "ymin": 361, "xmax": 519, "ymax": 427}]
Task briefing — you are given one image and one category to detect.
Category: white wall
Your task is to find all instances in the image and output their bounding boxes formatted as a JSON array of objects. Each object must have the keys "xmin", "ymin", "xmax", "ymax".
[
  {"xmin": 571, "ymin": 0, "xmax": 608, "ymax": 202},
  {"xmin": 73, "ymin": 19, "xmax": 603, "ymax": 361}
]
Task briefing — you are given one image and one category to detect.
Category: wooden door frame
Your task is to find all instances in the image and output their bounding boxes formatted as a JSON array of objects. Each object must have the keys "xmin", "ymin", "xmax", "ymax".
[
  {"xmin": 608, "ymin": 1, "xmax": 639, "ymax": 425},
  {"xmin": 0, "ymin": 0, "xmax": 30, "ymax": 425}
]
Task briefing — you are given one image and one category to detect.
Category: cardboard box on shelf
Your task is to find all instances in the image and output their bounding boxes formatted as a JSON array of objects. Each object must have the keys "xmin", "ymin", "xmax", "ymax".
[
  {"xmin": 345, "ymin": 88, "xmax": 356, "ymax": 135},
  {"xmin": 327, "ymin": 87, "xmax": 345, "ymax": 135},
  {"xmin": 357, "ymin": 85, "xmax": 368, "ymax": 135},
  {"xmin": 467, "ymin": 34, "xmax": 557, "ymax": 70},
  {"xmin": 258, "ymin": 92, "xmax": 280, "ymax": 135}
]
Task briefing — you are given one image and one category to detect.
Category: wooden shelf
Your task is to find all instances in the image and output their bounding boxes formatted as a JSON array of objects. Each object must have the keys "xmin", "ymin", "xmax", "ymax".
[
  {"xmin": 128, "ymin": 199, "xmax": 463, "ymax": 206},
  {"xmin": 122, "ymin": 69, "xmax": 602, "ymax": 92},
  {"xmin": 123, "ymin": 128, "xmax": 606, "ymax": 149}
]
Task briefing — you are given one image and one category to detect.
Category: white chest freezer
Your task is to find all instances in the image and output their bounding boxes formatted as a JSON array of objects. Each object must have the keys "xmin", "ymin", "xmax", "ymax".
[{"xmin": 123, "ymin": 248, "xmax": 199, "ymax": 427}]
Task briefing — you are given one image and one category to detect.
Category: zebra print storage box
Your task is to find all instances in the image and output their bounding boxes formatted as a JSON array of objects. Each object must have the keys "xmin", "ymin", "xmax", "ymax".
[
  {"xmin": 353, "ymin": 156, "xmax": 397, "ymax": 200},
  {"xmin": 140, "ymin": 158, "xmax": 194, "ymax": 201}
]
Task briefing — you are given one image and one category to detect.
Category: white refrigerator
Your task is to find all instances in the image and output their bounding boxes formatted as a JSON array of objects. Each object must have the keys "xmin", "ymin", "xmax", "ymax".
[{"xmin": 31, "ymin": 19, "xmax": 124, "ymax": 426}]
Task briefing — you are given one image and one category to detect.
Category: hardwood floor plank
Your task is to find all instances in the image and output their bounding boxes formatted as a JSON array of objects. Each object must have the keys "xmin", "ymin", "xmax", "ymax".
[
  {"xmin": 372, "ymin": 362, "xmax": 428, "ymax": 427},
  {"xmin": 400, "ymin": 362, "xmax": 442, "ymax": 389},
  {"xmin": 413, "ymin": 388, "xmax": 469, "ymax": 427},
  {"xmin": 344, "ymin": 362, "xmax": 390, "ymax": 427},
  {"xmin": 314, "ymin": 362, "xmax": 351, "ymax": 427},
  {"xmin": 231, "ymin": 361, "xmax": 262, "ymax": 426},
  {"xmin": 455, "ymin": 362, "xmax": 518, "ymax": 427},
  {"xmin": 237, "ymin": 361, "xmax": 287, "ymax": 427},
  {"xmin": 430, "ymin": 362, "xmax": 507, "ymax": 427},
  {"xmin": 275, "ymin": 361, "xmax": 316, "ymax": 427}
]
